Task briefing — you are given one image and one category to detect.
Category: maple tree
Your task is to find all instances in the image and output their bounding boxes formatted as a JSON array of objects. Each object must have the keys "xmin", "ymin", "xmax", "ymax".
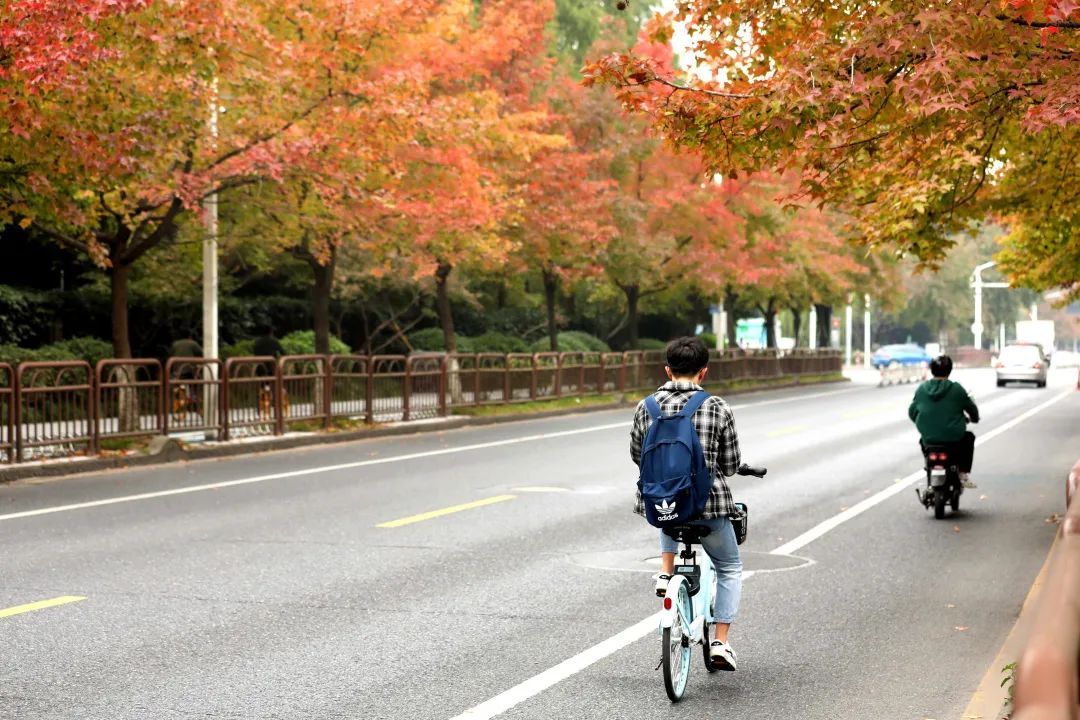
[
  {"xmin": 585, "ymin": 0, "xmax": 1080, "ymax": 297},
  {"xmin": 0, "ymin": 0, "xmax": 439, "ymax": 357}
]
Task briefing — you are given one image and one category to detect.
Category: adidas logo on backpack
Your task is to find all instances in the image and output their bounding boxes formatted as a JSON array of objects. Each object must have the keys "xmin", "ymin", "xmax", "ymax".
[{"xmin": 638, "ymin": 391, "xmax": 712, "ymax": 528}]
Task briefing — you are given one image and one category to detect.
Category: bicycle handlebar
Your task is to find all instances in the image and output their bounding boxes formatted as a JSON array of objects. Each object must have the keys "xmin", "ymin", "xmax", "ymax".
[{"xmin": 736, "ymin": 463, "xmax": 767, "ymax": 478}]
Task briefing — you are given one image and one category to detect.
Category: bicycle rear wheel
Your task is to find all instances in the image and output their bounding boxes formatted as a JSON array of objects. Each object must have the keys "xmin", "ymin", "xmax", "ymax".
[{"xmin": 662, "ymin": 580, "xmax": 693, "ymax": 701}]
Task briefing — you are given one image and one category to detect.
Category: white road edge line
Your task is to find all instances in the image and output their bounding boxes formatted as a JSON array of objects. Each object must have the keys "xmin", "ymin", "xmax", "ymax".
[
  {"xmin": 446, "ymin": 385, "xmax": 1075, "ymax": 720},
  {"xmin": 0, "ymin": 384, "xmax": 861, "ymax": 523}
]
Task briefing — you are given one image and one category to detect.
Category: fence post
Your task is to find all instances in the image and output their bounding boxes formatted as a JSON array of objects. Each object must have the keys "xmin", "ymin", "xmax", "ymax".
[
  {"xmin": 530, "ymin": 355, "xmax": 538, "ymax": 400},
  {"xmin": 556, "ymin": 353, "xmax": 563, "ymax": 398},
  {"xmin": 403, "ymin": 359, "xmax": 412, "ymax": 422},
  {"xmin": 323, "ymin": 356, "xmax": 332, "ymax": 429},
  {"xmin": 90, "ymin": 361, "xmax": 101, "ymax": 454},
  {"xmin": 365, "ymin": 360, "xmax": 374, "ymax": 425},
  {"xmin": 438, "ymin": 355, "xmax": 448, "ymax": 417},
  {"xmin": 274, "ymin": 358, "xmax": 285, "ymax": 436},
  {"xmin": 503, "ymin": 354, "xmax": 511, "ymax": 405},
  {"xmin": 221, "ymin": 362, "xmax": 231, "ymax": 441},
  {"xmin": 13, "ymin": 365, "xmax": 21, "ymax": 463}
]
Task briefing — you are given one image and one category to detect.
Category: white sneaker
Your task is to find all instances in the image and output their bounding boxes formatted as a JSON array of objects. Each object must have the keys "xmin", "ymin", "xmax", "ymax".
[
  {"xmin": 960, "ymin": 472, "xmax": 977, "ymax": 489},
  {"xmin": 654, "ymin": 574, "xmax": 671, "ymax": 597},
  {"xmin": 709, "ymin": 641, "xmax": 737, "ymax": 671}
]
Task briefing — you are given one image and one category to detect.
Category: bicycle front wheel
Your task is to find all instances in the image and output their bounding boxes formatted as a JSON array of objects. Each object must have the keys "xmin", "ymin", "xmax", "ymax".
[{"xmin": 662, "ymin": 580, "xmax": 693, "ymax": 701}]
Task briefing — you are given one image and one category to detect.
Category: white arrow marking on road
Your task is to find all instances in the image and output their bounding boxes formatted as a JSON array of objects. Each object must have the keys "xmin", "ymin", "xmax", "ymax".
[{"xmin": 447, "ymin": 386, "xmax": 1075, "ymax": 720}]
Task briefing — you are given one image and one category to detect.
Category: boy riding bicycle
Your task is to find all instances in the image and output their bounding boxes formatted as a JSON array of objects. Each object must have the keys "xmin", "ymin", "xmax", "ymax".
[{"xmin": 630, "ymin": 336, "xmax": 745, "ymax": 671}]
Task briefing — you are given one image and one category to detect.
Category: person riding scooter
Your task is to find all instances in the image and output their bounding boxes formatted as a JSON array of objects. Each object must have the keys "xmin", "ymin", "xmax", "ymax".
[{"xmin": 908, "ymin": 355, "xmax": 979, "ymax": 488}]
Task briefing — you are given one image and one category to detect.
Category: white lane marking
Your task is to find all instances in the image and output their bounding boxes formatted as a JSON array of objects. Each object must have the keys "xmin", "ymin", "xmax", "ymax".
[
  {"xmin": 771, "ymin": 386, "xmax": 1073, "ymax": 556},
  {"xmin": 448, "ymin": 613, "xmax": 661, "ymax": 720},
  {"xmin": 0, "ymin": 383, "xmax": 863, "ymax": 523},
  {"xmin": 446, "ymin": 385, "xmax": 1074, "ymax": 720}
]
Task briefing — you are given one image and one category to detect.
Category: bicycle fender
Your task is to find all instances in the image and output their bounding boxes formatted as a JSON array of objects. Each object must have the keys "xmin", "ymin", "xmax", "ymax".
[{"xmin": 659, "ymin": 575, "xmax": 687, "ymax": 629}]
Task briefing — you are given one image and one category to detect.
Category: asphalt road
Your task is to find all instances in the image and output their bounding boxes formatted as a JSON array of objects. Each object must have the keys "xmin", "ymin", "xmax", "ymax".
[{"xmin": 2, "ymin": 368, "xmax": 1078, "ymax": 720}]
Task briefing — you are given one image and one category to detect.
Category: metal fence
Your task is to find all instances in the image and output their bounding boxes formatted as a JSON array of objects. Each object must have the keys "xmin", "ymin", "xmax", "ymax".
[
  {"xmin": 1012, "ymin": 459, "xmax": 1080, "ymax": 720},
  {"xmin": 0, "ymin": 348, "xmax": 841, "ymax": 463}
]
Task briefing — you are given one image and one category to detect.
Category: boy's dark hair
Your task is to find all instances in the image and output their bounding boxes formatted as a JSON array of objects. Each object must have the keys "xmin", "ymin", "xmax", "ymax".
[
  {"xmin": 666, "ymin": 336, "xmax": 709, "ymax": 376},
  {"xmin": 929, "ymin": 355, "xmax": 953, "ymax": 378}
]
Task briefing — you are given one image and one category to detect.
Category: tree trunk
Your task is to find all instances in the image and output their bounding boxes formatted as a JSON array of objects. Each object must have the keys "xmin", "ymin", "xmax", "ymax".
[
  {"xmin": 542, "ymin": 268, "xmax": 559, "ymax": 352},
  {"xmin": 624, "ymin": 284, "xmax": 640, "ymax": 350},
  {"xmin": 725, "ymin": 286, "xmax": 739, "ymax": 348},
  {"xmin": 815, "ymin": 303, "xmax": 832, "ymax": 348},
  {"xmin": 109, "ymin": 263, "xmax": 133, "ymax": 359},
  {"xmin": 761, "ymin": 297, "xmax": 778, "ymax": 349},
  {"xmin": 434, "ymin": 261, "xmax": 456, "ymax": 353},
  {"xmin": 311, "ymin": 245, "xmax": 336, "ymax": 355},
  {"xmin": 790, "ymin": 306, "xmax": 802, "ymax": 348},
  {"xmin": 108, "ymin": 262, "xmax": 139, "ymax": 432}
]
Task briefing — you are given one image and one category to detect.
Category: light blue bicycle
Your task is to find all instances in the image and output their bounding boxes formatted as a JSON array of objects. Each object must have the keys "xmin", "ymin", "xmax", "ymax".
[{"xmin": 658, "ymin": 464, "xmax": 765, "ymax": 701}]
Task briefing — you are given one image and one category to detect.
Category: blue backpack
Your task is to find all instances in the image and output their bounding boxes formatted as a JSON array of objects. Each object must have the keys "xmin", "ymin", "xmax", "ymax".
[{"xmin": 638, "ymin": 391, "xmax": 712, "ymax": 528}]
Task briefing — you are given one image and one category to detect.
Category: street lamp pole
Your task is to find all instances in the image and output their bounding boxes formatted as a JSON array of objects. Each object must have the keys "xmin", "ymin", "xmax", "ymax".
[{"xmin": 971, "ymin": 261, "xmax": 1009, "ymax": 350}]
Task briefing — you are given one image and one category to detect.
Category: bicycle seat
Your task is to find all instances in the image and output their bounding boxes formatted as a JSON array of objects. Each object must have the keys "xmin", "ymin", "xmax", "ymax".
[{"xmin": 661, "ymin": 525, "xmax": 712, "ymax": 545}]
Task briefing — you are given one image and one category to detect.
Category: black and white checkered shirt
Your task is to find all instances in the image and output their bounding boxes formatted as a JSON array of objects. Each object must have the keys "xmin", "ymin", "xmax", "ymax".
[{"xmin": 630, "ymin": 381, "xmax": 742, "ymax": 520}]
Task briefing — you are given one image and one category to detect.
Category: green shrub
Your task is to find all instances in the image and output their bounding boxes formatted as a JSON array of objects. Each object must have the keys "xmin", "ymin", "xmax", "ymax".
[
  {"xmin": 699, "ymin": 332, "xmax": 718, "ymax": 349},
  {"xmin": 48, "ymin": 337, "xmax": 114, "ymax": 366},
  {"xmin": 0, "ymin": 337, "xmax": 113, "ymax": 366},
  {"xmin": 408, "ymin": 328, "xmax": 449, "ymax": 352},
  {"xmin": 279, "ymin": 330, "xmax": 350, "ymax": 355},
  {"xmin": 470, "ymin": 331, "xmax": 529, "ymax": 354},
  {"xmin": 637, "ymin": 337, "xmax": 668, "ymax": 350},
  {"xmin": 407, "ymin": 328, "xmax": 479, "ymax": 353},
  {"xmin": 221, "ymin": 339, "xmax": 256, "ymax": 359},
  {"xmin": 529, "ymin": 331, "xmax": 610, "ymax": 353}
]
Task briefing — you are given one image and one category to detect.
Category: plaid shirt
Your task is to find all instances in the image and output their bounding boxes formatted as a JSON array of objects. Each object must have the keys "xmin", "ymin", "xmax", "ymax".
[{"xmin": 630, "ymin": 381, "xmax": 742, "ymax": 520}]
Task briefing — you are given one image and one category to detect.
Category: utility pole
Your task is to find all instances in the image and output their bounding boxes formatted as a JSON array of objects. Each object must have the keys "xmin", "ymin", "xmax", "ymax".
[
  {"xmin": 202, "ymin": 79, "xmax": 220, "ymax": 434},
  {"xmin": 808, "ymin": 305, "xmax": 818, "ymax": 349}
]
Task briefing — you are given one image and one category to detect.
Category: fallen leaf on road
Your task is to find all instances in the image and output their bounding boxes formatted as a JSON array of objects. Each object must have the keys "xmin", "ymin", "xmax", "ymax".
[
  {"xmin": 1046, "ymin": 513, "xmax": 1062, "ymax": 525},
  {"xmin": 953, "ymin": 525, "xmax": 961, "ymax": 533},
  {"xmin": 979, "ymin": 495, "xmax": 988, "ymax": 501},
  {"xmin": 947, "ymin": 603, "xmax": 956, "ymax": 608},
  {"xmin": 840, "ymin": 506, "xmax": 849, "ymax": 511},
  {"xmin": 954, "ymin": 626, "xmax": 969, "ymax": 631}
]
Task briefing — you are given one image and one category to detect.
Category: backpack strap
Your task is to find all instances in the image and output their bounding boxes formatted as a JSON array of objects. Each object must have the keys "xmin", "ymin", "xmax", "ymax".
[
  {"xmin": 643, "ymin": 395, "xmax": 662, "ymax": 420},
  {"xmin": 677, "ymin": 390, "xmax": 711, "ymax": 418}
]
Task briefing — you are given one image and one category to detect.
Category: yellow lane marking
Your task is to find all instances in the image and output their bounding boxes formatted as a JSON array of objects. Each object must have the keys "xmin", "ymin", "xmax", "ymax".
[
  {"xmin": 376, "ymin": 495, "xmax": 516, "ymax": 528},
  {"xmin": 766, "ymin": 425, "xmax": 809, "ymax": 438},
  {"xmin": 841, "ymin": 403, "xmax": 894, "ymax": 420},
  {"xmin": 512, "ymin": 486, "xmax": 572, "ymax": 493},
  {"xmin": 0, "ymin": 595, "xmax": 86, "ymax": 619}
]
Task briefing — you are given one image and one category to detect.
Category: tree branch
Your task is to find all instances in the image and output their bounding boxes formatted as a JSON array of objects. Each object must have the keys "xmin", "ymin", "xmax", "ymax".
[{"xmin": 996, "ymin": 13, "xmax": 1080, "ymax": 29}]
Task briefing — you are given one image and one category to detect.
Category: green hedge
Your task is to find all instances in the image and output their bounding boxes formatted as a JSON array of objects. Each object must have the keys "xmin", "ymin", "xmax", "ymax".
[
  {"xmin": 279, "ymin": 330, "xmax": 350, "ymax": 355},
  {"xmin": 636, "ymin": 338, "xmax": 667, "ymax": 350},
  {"xmin": 0, "ymin": 337, "xmax": 114, "ymax": 367},
  {"xmin": 529, "ymin": 331, "xmax": 611, "ymax": 353}
]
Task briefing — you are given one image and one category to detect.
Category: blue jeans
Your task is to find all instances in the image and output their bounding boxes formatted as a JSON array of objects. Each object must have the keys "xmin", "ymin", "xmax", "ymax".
[{"xmin": 659, "ymin": 517, "xmax": 742, "ymax": 624}]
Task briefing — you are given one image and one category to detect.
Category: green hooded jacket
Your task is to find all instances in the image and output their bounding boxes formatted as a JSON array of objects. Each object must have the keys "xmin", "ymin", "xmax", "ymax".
[{"xmin": 907, "ymin": 379, "xmax": 979, "ymax": 443}]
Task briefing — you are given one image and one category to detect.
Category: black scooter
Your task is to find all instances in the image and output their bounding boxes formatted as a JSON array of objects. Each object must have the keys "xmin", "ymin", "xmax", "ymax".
[{"xmin": 916, "ymin": 445, "xmax": 962, "ymax": 519}]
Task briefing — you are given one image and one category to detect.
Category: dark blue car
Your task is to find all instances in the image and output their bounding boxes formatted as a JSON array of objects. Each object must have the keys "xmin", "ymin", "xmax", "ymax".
[{"xmin": 871, "ymin": 343, "xmax": 931, "ymax": 369}]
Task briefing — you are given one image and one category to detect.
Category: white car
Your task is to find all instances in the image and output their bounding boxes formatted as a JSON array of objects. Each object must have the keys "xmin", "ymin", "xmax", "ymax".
[{"xmin": 995, "ymin": 344, "xmax": 1048, "ymax": 388}]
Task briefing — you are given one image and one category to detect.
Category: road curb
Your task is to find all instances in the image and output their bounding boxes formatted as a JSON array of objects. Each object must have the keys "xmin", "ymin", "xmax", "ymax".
[
  {"xmin": 0, "ymin": 376, "xmax": 848, "ymax": 484},
  {"xmin": 961, "ymin": 538, "xmax": 1058, "ymax": 720}
]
